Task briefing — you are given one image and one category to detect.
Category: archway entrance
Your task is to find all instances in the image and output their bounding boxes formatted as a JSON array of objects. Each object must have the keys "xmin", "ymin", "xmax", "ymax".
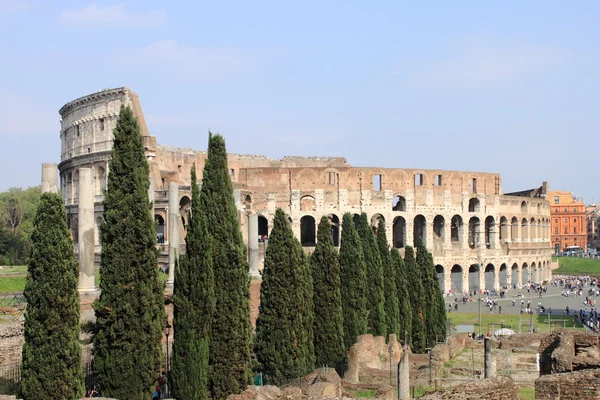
[{"xmin": 451, "ymin": 265, "xmax": 463, "ymax": 294}]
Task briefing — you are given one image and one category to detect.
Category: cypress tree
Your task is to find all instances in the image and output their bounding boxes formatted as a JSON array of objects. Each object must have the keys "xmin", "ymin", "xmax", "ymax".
[
  {"xmin": 312, "ymin": 216, "xmax": 345, "ymax": 367},
  {"xmin": 93, "ymin": 105, "xmax": 165, "ymax": 400},
  {"xmin": 339, "ymin": 213, "xmax": 367, "ymax": 350},
  {"xmin": 298, "ymin": 241, "xmax": 315, "ymax": 372},
  {"xmin": 356, "ymin": 213, "xmax": 385, "ymax": 336},
  {"xmin": 21, "ymin": 193, "xmax": 83, "ymax": 400},
  {"xmin": 171, "ymin": 164, "xmax": 215, "ymax": 400},
  {"xmin": 255, "ymin": 209, "xmax": 313, "ymax": 385},
  {"xmin": 391, "ymin": 249, "xmax": 412, "ymax": 344},
  {"xmin": 377, "ymin": 220, "xmax": 399, "ymax": 338},
  {"xmin": 202, "ymin": 133, "xmax": 252, "ymax": 399},
  {"xmin": 404, "ymin": 246, "xmax": 426, "ymax": 353}
]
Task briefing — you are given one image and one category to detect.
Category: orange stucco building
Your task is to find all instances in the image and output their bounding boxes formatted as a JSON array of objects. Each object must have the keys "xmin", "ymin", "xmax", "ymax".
[{"xmin": 549, "ymin": 190, "xmax": 587, "ymax": 253}]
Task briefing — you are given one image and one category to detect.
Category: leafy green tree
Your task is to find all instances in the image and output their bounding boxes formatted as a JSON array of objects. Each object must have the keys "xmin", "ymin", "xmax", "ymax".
[
  {"xmin": 391, "ymin": 249, "xmax": 412, "ymax": 344},
  {"xmin": 339, "ymin": 213, "xmax": 367, "ymax": 350},
  {"xmin": 255, "ymin": 209, "xmax": 314, "ymax": 385},
  {"xmin": 0, "ymin": 186, "xmax": 41, "ymax": 265},
  {"xmin": 20, "ymin": 193, "xmax": 83, "ymax": 400},
  {"xmin": 93, "ymin": 105, "xmax": 165, "ymax": 400},
  {"xmin": 312, "ymin": 216, "xmax": 345, "ymax": 367},
  {"xmin": 404, "ymin": 246, "xmax": 426, "ymax": 353},
  {"xmin": 201, "ymin": 133, "xmax": 252, "ymax": 399},
  {"xmin": 377, "ymin": 220, "xmax": 399, "ymax": 338},
  {"xmin": 356, "ymin": 213, "xmax": 385, "ymax": 336},
  {"xmin": 298, "ymin": 241, "xmax": 315, "ymax": 372},
  {"xmin": 171, "ymin": 164, "xmax": 215, "ymax": 400}
]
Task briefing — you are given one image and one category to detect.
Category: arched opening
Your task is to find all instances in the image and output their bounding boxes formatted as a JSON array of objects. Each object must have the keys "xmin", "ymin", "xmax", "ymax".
[
  {"xmin": 511, "ymin": 217, "xmax": 519, "ymax": 241},
  {"xmin": 484, "ymin": 264, "xmax": 495, "ymax": 290},
  {"xmin": 392, "ymin": 195, "xmax": 407, "ymax": 211},
  {"xmin": 532, "ymin": 262, "xmax": 538, "ymax": 283},
  {"xmin": 451, "ymin": 215, "xmax": 463, "ymax": 244},
  {"xmin": 371, "ymin": 214, "xmax": 385, "ymax": 229},
  {"xmin": 451, "ymin": 265, "xmax": 463, "ymax": 294},
  {"xmin": 468, "ymin": 217, "xmax": 480, "ymax": 249},
  {"xmin": 393, "ymin": 216, "xmax": 406, "ymax": 248},
  {"xmin": 300, "ymin": 215, "xmax": 316, "ymax": 246},
  {"xmin": 499, "ymin": 216, "xmax": 508, "ymax": 241},
  {"xmin": 300, "ymin": 195, "xmax": 316, "ymax": 212},
  {"xmin": 433, "ymin": 215, "xmax": 445, "ymax": 240},
  {"xmin": 244, "ymin": 194, "xmax": 252, "ymax": 211},
  {"xmin": 511, "ymin": 263, "xmax": 519, "ymax": 287},
  {"xmin": 155, "ymin": 215, "xmax": 165, "ymax": 243},
  {"xmin": 353, "ymin": 213, "xmax": 361, "ymax": 230},
  {"xmin": 258, "ymin": 215, "xmax": 269, "ymax": 240},
  {"xmin": 485, "ymin": 216, "xmax": 495, "ymax": 249},
  {"xmin": 95, "ymin": 216, "xmax": 102, "ymax": 245},
  {"xmin": 73, "ymin": 170, "xmax": 80, "ymax": 200},
  {"xmin": 521, "ymin": 218, "xmax": 528, "ymax": 241},
  {"xmin": 530, "ymin": 217, "xmax": 537, "ymax": 241},
  {"xmin": 436, "ymin": 265, "xmax": 445, "ymax": 293},
  {"xmin": 468, "ymin": 198, "xmax": 480, "ymax": 212},
  {"xmin": 521, "ymin": 263, "xmax": 529, "ymax": 284},
  {"xmin": 71, "ymin": 215, "xmax": 79, "ymax": 245},
  {"xmin": 520, "ymin": 201, "xmax": 527, "ymax": 213},
  {"xmin": 329, "ymin": 214, "xmax": 340, "ymax": 247},
  {"xmin": 499, "ymin": 264, "xmax": 508, "ymax": 288},
  {"xmin": 95, "ymin": 166, "xmax": 106, "ymax": 196},
  {"xmin": 179, "ymin": 196, "xmax": 191, "ymax": 231},
  {"xmin": 468, "ymin": 264, "xmax": 480, "ymax": 293},
  {"xmin": 413, "ymin": 215, "xmax": 426, "ymax": 246}
]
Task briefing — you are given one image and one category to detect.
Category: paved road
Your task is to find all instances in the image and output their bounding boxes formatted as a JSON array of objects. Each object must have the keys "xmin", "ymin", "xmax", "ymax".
[{"xmin": 444, "ymin": 281, "xmax": 599, "ymax": 316}]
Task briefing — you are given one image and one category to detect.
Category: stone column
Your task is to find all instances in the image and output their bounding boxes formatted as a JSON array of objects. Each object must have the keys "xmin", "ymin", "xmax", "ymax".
[
  {"xmin": 397, "ymin": 351, "xmax": 410, "ymax": 400},
  {"xmin": 41, "ymin": 163, "xmax": 59, "ymax": 194},
  {"xmin": 78, "ymin": 168, "xmax": 96, "ymax": 293},
  {"xmin": 494, "ymin": 267, "xmax": 500, "ymax": 290},
  {"xmin": 248, "ymin": 213, "xmax": 260, "ymax": 279},
  {"xmin": 167, "ymin": 182, "xmax": 179, "ymax": 287},
  {"xmin": 484, "ymin": 337, "xmax": 496, "ymax": 378}
]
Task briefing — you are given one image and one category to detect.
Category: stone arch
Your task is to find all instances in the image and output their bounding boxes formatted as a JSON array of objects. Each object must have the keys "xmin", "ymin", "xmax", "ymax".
[
  {"xmin": 353, "ymin": 213, "xmax": 361, "ymax": 230},
  {"xmin": 393, "ymin": 216, "xmax": 406, "ymax": 248},
  {"xmin": 521, "ymin": 201, "xmax": 528, "ymax": 213},
  {"xmin": 413, "ymin": 214, "xmax": 426, "ymax": 246},
  {"xmin": 371, "ymin": 213, "xmax": 385, "ymax": 229},
  {"xmin": 329, "ymin": 214, "xmax": 340, "ymax": 247},
  {"xmin": 499, "ymin": 264, "xmax": 508, "ymax": 288},
  {"xmin": 73, "ymin": 169, "xmax": 80, "ymax": 200},
  {"xmin": 95, "ymin": 165, "xmax": 106, "ymax": 196},
  {"xmin": 179, "ymin": 196, "xmax": 191, "ymax": 230},
  {"xmin": 531, "ymin": 262, "xmax": 538, "ymax": 283},
  {"xmin": 244, "ymin": 194, "xmax": 252, "ymax": 211},
  {"xmin": 451, "ymin": 215, "xmax": 463, "ymax": 243},
  {"xmin": 499, "ymin": 216, "xmax": 508, "ymax": 241},
  {"xmin": 155, "ymin": 214, "xmax": 165, "ymax": 242},
  {"xmin": 392, "ymin": 195, "xmax": 407, "ymax": 211},
  {"xmin": 300, "ymin": 195, "xmax": 316, "ymax": 212},
  {"xmin": 484, "ymin": 264, "xmax": 495, "ymax": 290},
  {"xmin": 530, "ymin": 217, "xmax": 537, "ymax": 241},
  {"xmin": 468, "ymin": 198, "xmax": 480, "ymax": 212},
  {"xmin": 469, "ymin": 264, "xmax": 480, "ymax": 293},
  {"xmin": 300, "ymin": 215, "xmax": 316, "ymax": 246},
  {"xmin": 451, "ymin": 265, "xmax": 463, "ymax": 294},
  {"xmin": 537, "ymin": 203, "xmax": 541, "ymax": 214},
  {"xmin": 468, "ymin": 217, "xmax": 480, "ymax": 249},
  {"xmin": 522, "ymin": 262, "xmax": 529, "ymax": 284},
  {"xmin": 485, "ymin": 216, "xmax": 495, "ymax": 249},
  {"xmin": 258, "ymin": 215, "xmax": 269, "ymax": 238},
  {"xmin": 521, "ymin": 218, "xmax": 529, "ymax": 241},
  {"xmin": 433, "ymin": 215, "xmax": 445, "ymax": 240},
  {"xmin": 436, "ymin": 265, "xmax": 445, "ymax": 293},
  {"xmin": 511, "ymin": 263, "xmax": 519, "ymax": 286}
]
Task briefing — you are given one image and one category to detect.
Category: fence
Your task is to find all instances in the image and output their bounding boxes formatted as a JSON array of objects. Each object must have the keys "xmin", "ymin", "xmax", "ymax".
[{"xmin": 0, "ymin": 292, "xmax": 26, "ymax": 309}]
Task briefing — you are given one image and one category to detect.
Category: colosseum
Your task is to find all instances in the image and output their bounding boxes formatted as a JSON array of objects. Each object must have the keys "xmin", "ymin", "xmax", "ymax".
[{"xmin": 48, "ymin": 87, "xmax": 553, "ymax": 295}]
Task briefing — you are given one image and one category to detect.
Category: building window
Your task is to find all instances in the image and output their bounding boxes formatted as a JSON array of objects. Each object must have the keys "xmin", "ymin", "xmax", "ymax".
[
  {"xmin": 564, "ymin": 208, "xmax": 568, "ymax": 212},
  {"xmin": 573, "ymin": 218, "xmax": 577, "ymax": 223},
  {"xmin": 554, "ymin": 196, "xmax": 559, "ymax": 204},
  {"xmin": 494, "ymin": 176, "xmax": 500, "ymax": 195},
  {"xmin": 373, "ymin": 174, "xmax": 382, "ymax": 191},
  {"xmin": 435, "ymin": 174, "xmax": 442, "ymax": 186},
  {"xmin": 470, "ymin": 178, "xmax": 477, "ymax": 193},
  {"xmin": 76, "ymin": 126, "xmax": 80, "ymax": 137},
  {"xmin": 99, "ymin": 118, "xmax": 105, "ymax": 131},
  {"xmin": 574, "ymin": 227, "xmax": 577, "ymax": 234},
  {"xmin": 230, "ymin": 168, "xmax": 234, "ymax": 177},
  {"xmin": 564, "ymin": 227, "xmax": 568, "ymax": 234},
  {"xmin": 328, "ymin": 172, "xmax": 337, "ymax": 185},
  {"xmin": 554, "ymin": 208, "xmax": 559, "ymax": 213},
  {"xmin": 554, "ymin": 219, "xmax": 558, "ymax": 224},
  {"xmin": 573, "ymin": 207, "xmax": 577, "ymax": 212},
  {"xmin": 564, "ymin": 218, "xmax": 567, "ymax": 223},
  {"xmin": 87, "ymin": 147, "xmax": 91, "ymax": 153},
  {"xmin": 414, "ymin": 173, "xmax": 423, "ymax": 186},
  {"xmin": 555, "ymin": 227, "xmax": 558, "ymax": 234}
]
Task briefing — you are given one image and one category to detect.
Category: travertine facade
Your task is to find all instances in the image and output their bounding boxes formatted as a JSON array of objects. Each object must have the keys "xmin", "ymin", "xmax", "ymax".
[{"xmin": 53, "ymin": 88, "xmax": 553, "ymax": 293}]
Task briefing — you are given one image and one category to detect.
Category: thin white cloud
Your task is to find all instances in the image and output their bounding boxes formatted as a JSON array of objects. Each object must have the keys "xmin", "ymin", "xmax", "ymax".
[
  {"xmin": 409, "ymin": 45, "xmax": 563, "ymax": 87},
  {"xmin": 59, "ymin": 3, "xmax": 165, "ymax": 28},
  {"xmin": 0, "ymin": 0, "xmax": 31, "ymax": 19},
  {"xmin": 0, "ymin": 89, "xmax": 56, "ymax": 136},
  {"xmin": 109, "ymin": 40, "xmax": 253, "ymax": 83}
]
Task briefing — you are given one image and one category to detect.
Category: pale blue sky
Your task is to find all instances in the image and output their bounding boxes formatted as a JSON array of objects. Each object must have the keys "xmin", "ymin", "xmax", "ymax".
[{"xmin": 0, "ymin": 1, "xmax": 597, "ymax": 202}]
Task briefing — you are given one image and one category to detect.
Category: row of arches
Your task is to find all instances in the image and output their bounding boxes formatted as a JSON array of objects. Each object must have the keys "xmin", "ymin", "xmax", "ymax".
[
  {"xmin": 62, "ymin": 165, "xmax": 107, "ymax": 202},
  {"xmin": 437, "ymin": 261, "xmax": 551, "ymax": 293}
]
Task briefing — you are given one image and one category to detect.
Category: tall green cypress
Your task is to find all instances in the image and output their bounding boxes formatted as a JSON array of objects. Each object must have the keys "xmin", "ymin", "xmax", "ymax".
[
  {"xmin": 377, "ymin": 220, "xmax": 399, "ymax": 338},
  {"xmin": 404, "ymin": 246, "xmax": 426, "ymax": 353},
  {"xmin": 339, "ymin": 213, "xmax": 367, "ymax": 350},
  {"xmin": 93, "ymin": 105, "xmax": 165, "ymax": 400},
  {"xmin": 416, "ymin": 238, "xmax": 447, "ymax": 342},
  {"xmin": 356, "ymin": 213, "xmax": 385, "ymax": 336},
  {"xmin": 202, "ymin": 133, "xmax": 252, "ymax": 399},
  {"xmin": 298, "ymin": 241, "xmax": 315, "ymax": 372},
  {"xmin": 21, "ymin": 193, "xmax": 83, "ymax": 400},
  {"xmin": 255, "ymin": 209, "xmax": 313, "ymax": 385},
  {"xmin": 171, "ymin": 164, "xmax": 215, "ymax": 400},
  {"xmin": 312, "ymin": 216, "xmax": 345, "ymax": 367},
  {"xmin": 391, "ymin": 249, "xmax": 412, "ymax": 344}
]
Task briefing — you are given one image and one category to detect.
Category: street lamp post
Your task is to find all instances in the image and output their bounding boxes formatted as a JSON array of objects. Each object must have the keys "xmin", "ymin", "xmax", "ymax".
[{"xmin": 165, "ymin": 320, "xmax": 171, "ymax": 398}]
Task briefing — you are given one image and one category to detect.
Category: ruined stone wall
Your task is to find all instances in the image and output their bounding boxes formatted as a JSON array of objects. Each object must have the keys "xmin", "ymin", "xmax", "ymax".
[
  {"xmin": 535, "ymin": 368, "xmax": 600, "ymax": 400},
  {"xmin": 539, "ymin": 329, "xmax": 600, "ymax": 375}
]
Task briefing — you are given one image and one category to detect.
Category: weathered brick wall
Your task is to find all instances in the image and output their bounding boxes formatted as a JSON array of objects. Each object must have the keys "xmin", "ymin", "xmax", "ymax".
[
  {"xmin": 539, "ymin": 329, "xmax": 600, "ymax": 375},
  {"xmin": 535, "ymin": 368, "xmax": 600, "ymax": 400},
  {"xmin": 419, "ymin": 377, "xmax": 518, "ymax": 400}
]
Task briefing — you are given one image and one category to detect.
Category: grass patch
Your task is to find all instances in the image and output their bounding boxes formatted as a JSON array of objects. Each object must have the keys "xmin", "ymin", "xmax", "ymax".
[
  {"xmin": 448, "ymin": 312, "xmax": 580, "ymax": 333},
  {"xmin": 0, "ymin": 277, "xmax": 26, "ymax": 293},
  {"xmin": 518, "ymin": 386, "xmax": 535, "ymax": 400},
  {"xmin": 0, "ymin": 265, "xmax": 27, "ymax": 275},
  {"xmin": 355, "ymin": 389, "xmax": 377, "ymax": 398},
  {"xmin": 552, "ymin": 256, "xmax": 600, "ymax": 276}
]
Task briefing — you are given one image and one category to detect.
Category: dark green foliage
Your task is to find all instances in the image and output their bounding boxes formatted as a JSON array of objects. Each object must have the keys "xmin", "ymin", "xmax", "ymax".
[
  {"xmin": 93, "ymin": 105, "xmax": 165, "ymax": 400},
  {"xmin": 356, "ymin": 213, "xmax": 385, "ymax": 336},
  {"xmin": 339, "ymin": 213, "xmax": 367, "ymax": 350},
  {"xmin": 255, "ymin": 209, "xmax": 314, "ymax": 385},
  {"xmin": 171, "ymin": 165, "xmax": 215, "ymax": 400},
  {"xmin": 415, "ymin": 238, "xmax": 446, "ymax": 343},
  {"xmin": 298, "ymin": 242, "xmax": 315, "ymax": 371},
  {"xmin": 312, "ymin": 216, "xmax": 345, "ymax": 367},
  {"xmin": 377, "ymin": 220, "xmax": 399, "ymax": 338},
  {"xmin": 0, "ymin": 186, "xmax": 41, "ymax": 265},
  {"xmin": 391, "ymin": 249, "xmax": 412, "ymax": 344},
  {"xmin": 202, "ymin": 133, "xmax": 252, "ymax": 399},
  {"xmin": 21, "ymin": 193, "xmax": 83, "ymax": 400},
  {"xmin": 404, "ymin": 246, "xmax": 426, "ymax": 353}
]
